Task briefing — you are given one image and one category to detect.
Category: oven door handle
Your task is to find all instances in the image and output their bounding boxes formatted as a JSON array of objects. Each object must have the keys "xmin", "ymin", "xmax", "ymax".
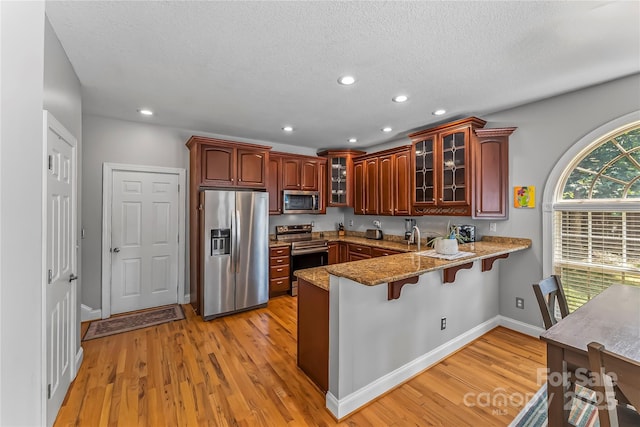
[{"xmin": 291, "ymin": 247, "xmax": 329, "ymax": 256}]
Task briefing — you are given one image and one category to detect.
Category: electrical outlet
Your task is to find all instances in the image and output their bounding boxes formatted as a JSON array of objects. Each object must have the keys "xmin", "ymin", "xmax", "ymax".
[
  {"xmin": 373, "ymin": 220, "xmax": 381, "ymax": 228},
  {"xmin": 440, "ymin": 317, "xmax": 447, "ymax": 330},
  {"xmin": 516, "ymin": 297, "xmax": 524, "ymax": 309},
  {"xmin": 311, "ymin": 221, "xmax": 315, "ymax": 228},
  {"xmin": 489, "ymin": 223, "xmax": 497, "ymax": 232},
  {"xmin": 349, "ymin": 220, "xmax": 354, "ymax": 226}
]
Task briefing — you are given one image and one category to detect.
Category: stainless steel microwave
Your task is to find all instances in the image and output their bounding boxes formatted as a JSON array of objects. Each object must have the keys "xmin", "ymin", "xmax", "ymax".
[{"xmin": 282, "ymin": 190, "xmax": 320, "ymax": 214}]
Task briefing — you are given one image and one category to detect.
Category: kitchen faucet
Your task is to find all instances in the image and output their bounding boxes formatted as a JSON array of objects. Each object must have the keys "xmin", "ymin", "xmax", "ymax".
[{"xmin": 411, "ymin": 225, "xmax": 421, "ymax": 252}]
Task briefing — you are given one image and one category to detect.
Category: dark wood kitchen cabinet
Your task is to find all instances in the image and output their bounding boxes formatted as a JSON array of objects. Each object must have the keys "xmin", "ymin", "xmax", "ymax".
[
  {"xmin": 379, "ymin": 154, "xmax": 394, "ymax": 215},
  {"xmin": 317, "ymin": 158, "xmax": 327, "ymax": 214},
  {"xmin": 394, "ymin": 149, "xmax": 412, "ymax": 216},
  {"xmin": 269, "ymin": 246, "xmax": 291, "ymax": 297},
  {"xmin": 348, "ymin": 243, "xmax": 372, "ymax": 261},
  {"xmin": 352, "ymin": 155, "xmax": 382, "ymax": 215},
  {"xmin": 317, "ymin": 149, "xmax": 365, "ymax": 207},
  {"xmin": 409, "ymin": 117, "xmax": 486, "ymax": 216},
  {"xmin": 328, "ymin": 242, "xmax": 339, "ymax": 264},
  {"xmin": 371, "ymin": 247, "xmax": 402, "ymax": 257},
  {"xmin": 282, "ymin": 154, "xmax": 319, "ymax": 191},
  {"xmin": 377, "ymin": 146, "xmax": 411, "ymax": 216},
  {"xmin": 472, "ymin": 127, "xmax": 516, "ymax": 219},
  {"xmin": 364, "ymin": 158, "xmax": 379, "ymax": 215},
  {"xmin": 297, "ymin": 278, "xmax": 329, "ymax": 393},
  {"xmin": 353, "ymin": 146, "xmax": 411, "ymax": 216},
  {"xmin": 353, "ymin": 159, "xmax": 365, "ymax": 215},
  {"xmin": 339, "ymin": 242, "xmax": 349, "ymax": 263},
  {"xmin": 186, "ymin": 136, "xmax": 271, "ymax": 314},
  {"xmin": 193, "ymin": 138, "xmax": 269, "ymax": 189},
  {"xmin": 267, "ymin": 153, "xmax": 283, "ymax": 215}
]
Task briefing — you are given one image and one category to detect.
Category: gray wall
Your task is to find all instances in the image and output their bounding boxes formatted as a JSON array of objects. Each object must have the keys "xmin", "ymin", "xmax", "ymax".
[
  {"xmin": 82, "ymin": 115, "xmax": 189, "ymax": 308},
  {"xmin": 43, "ymin": 15, "xmax": 83, "ymax": 357},
  {"xmin": 0, "ymin": 2, "xmax": 46, "ymax": 424}
]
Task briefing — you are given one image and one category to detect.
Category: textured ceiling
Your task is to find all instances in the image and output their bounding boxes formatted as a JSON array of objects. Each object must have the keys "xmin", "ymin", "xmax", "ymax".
[{"xmin": 46, "ymin": 1, "xmax": 640, "ymax": 150}]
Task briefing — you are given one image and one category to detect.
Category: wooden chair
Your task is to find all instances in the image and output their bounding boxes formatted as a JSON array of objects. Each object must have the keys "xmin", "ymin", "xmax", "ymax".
[
  {"xmin": 587, "ymin": 342, "xmax": 640, "ymax": 427},
  {"xmin": 532, "ymin": 275, "xmax": 570, "ymax": 330}
]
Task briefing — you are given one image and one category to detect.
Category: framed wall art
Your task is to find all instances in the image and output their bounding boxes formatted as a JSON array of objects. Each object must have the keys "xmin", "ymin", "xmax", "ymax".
[{"xmin": 514, "ymin": 186, "xmax": 535, "ymax": 208}]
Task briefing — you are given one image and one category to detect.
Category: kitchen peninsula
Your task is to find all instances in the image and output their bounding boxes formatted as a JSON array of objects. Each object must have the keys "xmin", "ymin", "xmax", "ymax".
[{"xmin": 295, "ymin": 236, "xmax": 531, "ymax": 419}]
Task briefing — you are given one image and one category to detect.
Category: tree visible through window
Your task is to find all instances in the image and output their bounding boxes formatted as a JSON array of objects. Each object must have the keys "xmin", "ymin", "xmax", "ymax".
[{"xmin": 554, "ymin": 124, "xmax": 640, "ymax": 311}]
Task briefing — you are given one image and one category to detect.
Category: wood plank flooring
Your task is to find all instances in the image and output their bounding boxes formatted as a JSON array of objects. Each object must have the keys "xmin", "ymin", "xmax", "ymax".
[{"xmin": 57, "ymin": 296, "xmax": 546, "ymax": 426}]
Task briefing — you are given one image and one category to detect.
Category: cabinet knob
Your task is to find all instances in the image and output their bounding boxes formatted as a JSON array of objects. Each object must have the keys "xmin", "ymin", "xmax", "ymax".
[
  {"xmin": 239, "ymin": 178, "xmax": 242, "ymax": 182},
  {"xmin": 476, "ymin": 209, "xmax": 480, "ymax": 214}
]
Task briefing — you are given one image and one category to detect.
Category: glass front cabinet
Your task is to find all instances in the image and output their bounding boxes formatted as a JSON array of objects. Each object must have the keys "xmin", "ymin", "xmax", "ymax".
[
  {"xmin": 409, "ymin": 117, "xmax": 487, "ymax": 216},
  {"xmin": 318, "ymin": 149, "xmax": 365, "ymax": 207}
]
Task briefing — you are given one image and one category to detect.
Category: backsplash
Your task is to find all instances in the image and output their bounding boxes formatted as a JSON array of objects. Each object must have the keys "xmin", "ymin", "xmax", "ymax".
[{"xmin": 268, "ymin": 206, "xmax": 506, "ymax": 241}]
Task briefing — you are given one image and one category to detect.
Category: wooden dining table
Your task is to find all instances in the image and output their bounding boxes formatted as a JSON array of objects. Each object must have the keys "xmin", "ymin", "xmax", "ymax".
[{"xmin": 540, "ymin": 284, "xmax": 640, "ymax": 426}]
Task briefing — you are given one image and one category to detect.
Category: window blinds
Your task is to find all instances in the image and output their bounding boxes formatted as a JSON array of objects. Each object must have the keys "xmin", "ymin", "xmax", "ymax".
[{"xmin": 553, "ymin": 210, "xmax": 640, "ymax": 311}]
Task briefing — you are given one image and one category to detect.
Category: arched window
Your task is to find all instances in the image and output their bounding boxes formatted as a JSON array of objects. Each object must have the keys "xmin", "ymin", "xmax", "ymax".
[{"xmin": 552, "ymin": 121, "xmax": 640, "ymax": 311}]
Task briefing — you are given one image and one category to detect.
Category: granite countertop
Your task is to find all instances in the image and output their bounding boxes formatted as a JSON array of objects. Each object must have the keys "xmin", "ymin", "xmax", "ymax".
[
  {"xmin": 294, "ymin": 236, "xmax": 531, "ymax": 291},
  {"xmin": 269, "ymin": 240, "xmax": 291, "ymax": 248}
]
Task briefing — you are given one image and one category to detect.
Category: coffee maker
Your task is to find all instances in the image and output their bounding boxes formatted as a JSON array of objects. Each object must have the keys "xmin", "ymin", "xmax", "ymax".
[{"xmin": 404, "ymin": 218, "xmax": 416, "ymax": 240}]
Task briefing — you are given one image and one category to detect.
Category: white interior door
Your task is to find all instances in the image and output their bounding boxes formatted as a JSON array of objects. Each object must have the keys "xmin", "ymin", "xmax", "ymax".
[
  {"xmin": 110, "ymin": 170, "xmax": 179, "ymax": 314},
  {"xmin": 45, "ymin": 112, "xmax": 77, "ymax": 427}
]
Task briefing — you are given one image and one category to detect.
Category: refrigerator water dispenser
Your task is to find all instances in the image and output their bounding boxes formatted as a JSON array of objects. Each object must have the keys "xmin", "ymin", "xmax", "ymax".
[{"xmin": 210, "ymin": 229, "xmax": 231, "ymax": 256}]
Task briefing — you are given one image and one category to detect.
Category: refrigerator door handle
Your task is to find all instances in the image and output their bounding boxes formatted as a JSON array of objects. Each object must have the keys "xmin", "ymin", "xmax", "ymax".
[{"xmin": 235, "ymin": 209, "xmax": 241, "ymax": 274}]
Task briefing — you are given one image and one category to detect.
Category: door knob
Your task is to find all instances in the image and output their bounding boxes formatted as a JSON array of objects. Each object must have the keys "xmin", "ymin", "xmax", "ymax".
[
  {"xmin": 69, "ymin": 274, "xmax": 78, "ymax": 282},
  {"xmin": 112, "ymin": 247, "xmax": 120, "ymax": 253}
]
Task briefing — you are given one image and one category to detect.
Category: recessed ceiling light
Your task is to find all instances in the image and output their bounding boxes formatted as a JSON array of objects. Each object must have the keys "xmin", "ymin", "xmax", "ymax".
[
  {"xmin": 382, "ymin": 127, "xmax": 393, "ymax": 133},
  {"xmin": 432, "ymin": 109, "xmax": 447, "ymax": 116},
  {"xmin": 138, "ymin": 108, "xmax": 153, "ymax": 116},
  {"xmin": 282, "ymin": 126, "xmax": 294, "ymax": 132},
  {"xmin": 348, "ymin": 138, "xmax": 357, "ymax": 143},
  {"xmin": 338, "ymin": 75, "xmax": 356, "ymax": 85},
  {"xmin": 392, "ymin": 95, "xmax": 408, "ymax": 103}
]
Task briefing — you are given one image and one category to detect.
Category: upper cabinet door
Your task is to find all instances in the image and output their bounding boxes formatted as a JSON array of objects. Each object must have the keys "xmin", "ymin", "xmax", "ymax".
[
  {"xmin": 237, "ymin": 149, "xmax": 267, "ymax": 188},
  {"xmin": 329, "ymin": 156, "xmax": 349, "ymax": 206},
  {"xmin": 379, "ymin": 155, "xmax": 394, "ymax": 216},
  {"xmin": 410, "ymin": 117, "xmax": 487, "ymax": 216},
  {"xmin": 267, "ymin": 155, "xmax": 282, "ymax": 215},
  {"xmin": 202, "ymin": 146, "xmax": 236, "ymax": 187},
  {"xmin": 282, "ymin": 157, "xmax": 301, "ymax": 190},
  {"xmin": 412, "ymin": 136, "xmax": 437, "ymax": 210},
  {"xmin": 317, "ymin": 160, "xmax": 327, "ymax": 214},
  {"xmin": 353, "ymin": 160, "xmax": 365, "ymax": 215},
  {"xmin": 300, "ymin": 160, "xmax": 318, "ymax": 191},
  {"xmin": 472, "ymin": 127, "xmax": 516, "ymax": 219},
  {"xmin": 394, "ymin": 150, "xmax": 411, "ymax": 216},
  {"xmin": 439, "ymin": 127, "xmax": 471, "ymax": 207},
  {"xmin": 364, "ymin": 158, "xmax": 379, "ymax": 215}
]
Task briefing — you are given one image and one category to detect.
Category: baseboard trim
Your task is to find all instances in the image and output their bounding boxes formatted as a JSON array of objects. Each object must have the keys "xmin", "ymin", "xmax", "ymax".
[
  {"xmin": 81, "ymin": 304, "xmax": 101, "ymax": 322},
  {"xmin": 327, "ymin": 316, "xmax": 500, "ymax": 420},
  {"xmin": 497, "ymin": 315, "xmax": 545, "ymax": 338},
  {"xmin": 74, "ymin": 347, "xmax": 84, "ymax": 380}
]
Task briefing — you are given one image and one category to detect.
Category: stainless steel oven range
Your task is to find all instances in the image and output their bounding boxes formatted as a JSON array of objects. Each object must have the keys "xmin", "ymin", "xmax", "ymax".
[{"xmin": 275, "ymin": 224, "xmax": 328, "ymax": 293}]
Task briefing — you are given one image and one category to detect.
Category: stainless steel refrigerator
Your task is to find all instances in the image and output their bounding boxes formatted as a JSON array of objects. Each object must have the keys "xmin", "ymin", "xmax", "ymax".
[{"xmin": 201, "ymin": 190, "xmax": 269, "ymax": 320}]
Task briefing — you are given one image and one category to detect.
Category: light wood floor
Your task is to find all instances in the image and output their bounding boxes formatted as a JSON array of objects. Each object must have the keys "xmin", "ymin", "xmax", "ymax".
[{"xmin": 56, "ymin": 296, "xmax": 546, "ymax": 426}]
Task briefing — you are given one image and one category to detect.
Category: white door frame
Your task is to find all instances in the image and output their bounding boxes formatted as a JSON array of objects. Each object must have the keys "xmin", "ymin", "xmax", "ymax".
[{"xmin": 102, "ymin": 163, "xmax": 186, "ymax": 319}]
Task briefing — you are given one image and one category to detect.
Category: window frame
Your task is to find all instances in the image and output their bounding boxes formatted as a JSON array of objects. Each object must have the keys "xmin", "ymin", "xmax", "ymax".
[{"xmin": 542, "ymin": 111, "xmax": 640, "ymax": 279}]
